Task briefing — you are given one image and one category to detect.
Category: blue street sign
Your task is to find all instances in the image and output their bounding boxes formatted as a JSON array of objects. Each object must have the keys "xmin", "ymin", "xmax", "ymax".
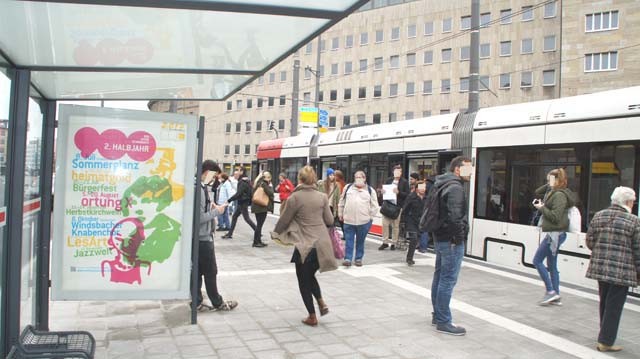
[{"xmin": 319, "ymin": 109, "xmax": 328, "ymax": 117}]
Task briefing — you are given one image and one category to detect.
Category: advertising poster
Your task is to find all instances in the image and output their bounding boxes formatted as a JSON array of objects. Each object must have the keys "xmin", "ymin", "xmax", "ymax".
[{"xmin": 52, "ymin": 105, "xmax": 197, "ymax": 300}]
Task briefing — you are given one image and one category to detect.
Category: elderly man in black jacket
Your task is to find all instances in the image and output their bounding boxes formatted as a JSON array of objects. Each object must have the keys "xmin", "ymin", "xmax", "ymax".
[
  {"xmin": 431, "ymin": 156, "xmax": 471, "ymax": 336},
  {"xmin": 379, "ymin": 165, "xmax": 410, "ymax": 251}
]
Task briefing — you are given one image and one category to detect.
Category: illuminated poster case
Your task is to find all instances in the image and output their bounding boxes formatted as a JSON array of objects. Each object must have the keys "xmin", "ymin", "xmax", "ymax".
[{"xmin": 52, "ymin": 105, "xmax": 197, "ymax": 300}]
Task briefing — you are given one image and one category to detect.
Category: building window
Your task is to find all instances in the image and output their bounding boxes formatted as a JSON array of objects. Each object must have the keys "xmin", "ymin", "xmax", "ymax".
[
  {"xmin": 586, "ymin": 11, "xmax": 619, "ymax": 32},
  {"xmin": 440, "ymin": 109, "xmax": 451, "ymax": 115},
  {"xmin": 408, "ymin": 24, "xmax": 417, "ymax": 38},
  {"xmin": 319, "ymin": 91, "xmax": 324, "ymax": 102},
  {"xmin": 224, "ymin": 145, "xmax": 230, "ymax": 155},
  {"xmin": 247, "ymin": 99, "xmax": 253, "ymax": 109},
  {"xmin": 543, "ymin": 35, "xmax": 556, "ymax": 52},
  {"xmin": 522, "ymin": 6, "xmax": 533, "ymax": 21},
  {"xmin": 305, "ymin": 42, "xmax": 313, "ymax": 54},
  {"xmin": 459, "ymin": 77, "xmax": 469, "ymax": 92},
  {"xmin": 234, "ymin": 145, "xmax": 240, "ymax": 155},
  {"xmin": 544, "ymin": 1, "xmax": 557, "ymax": 18},
  {"xmin": 500, "ymin": 9, "xmax": 512, "ymax": 24},
  {"xmin": 331, "ymin": 63, "xmax": 339, "ymax": 76},
  {"xmin": 344, "ymin": 61, "xmax": 352, "ymax": 74},
  {"xmin": 374, "ymin": 85, "xmax": 382, "ymax": 98},
  {"xmin": 423, "ymin": 50, "xmax": 433, "ymax": 65},
  {"xmin": 343, "ymin": 115, "xmax": 350, "ymax": 127},
  {"xmin": 391, "ymin": 27, "xmax": 400, "ymax": 40},
  {"xmin": 585, "ymin": 51, "xmax": 618, "ymax": 72},
  {"xmin": 304, "ymin": 67, "xmax": 312, "ymax": 79},
  {"xmin": 279, "ymin": 95, "xmax": 285, "ymax": 106},
  {"xmin": 499, "ymin": 73, "xmax": 511, "ymax": 89},
  {"xmin": 389, "ymin": 113, "xmax": 397, "ymax": 122},
  {"xmin": 358, "ymin": 87, "xmax": 366, "ymax": 99},
  {"xmin": 406, "ymin": 53, "xmax": 416, "ymax": 66},
  {"xmin": 268, "ymin": 97, "xmax": 274, "ymax": 107},
  {"xmin": 256, "ymin": 121, "xmax": 262, "ymax": 132},
  {"xmin": 330, "ymin": 90, "xmax": 337, "ymax": 101},
  {"xmin": 303, "ymin": 92, "xmax": 311, "ymax": 104},
  {"xmin": 329, "ymin": 116, "xmax": 337, "ymax": 128},
  {"xmin": 374, "ymin": 57, "xmax": 383, "ymax": 70},
  {"xmin": 389, "ymin": 83, "xmax": 398, "ymax": 97},
  {"xmin": 460, "ymin": 46, "xmax": 470, "ymax": 61},
  {"xmin": 441, "ymin": 79, "xmax": 451, "ymax": 93},
  {"xmin": 521, "ymin": 71, "xmax": 533, "ymax": 88},
  {"xmin": 235, "ymin": 122, "xmax": 242, "ymax": 132},
  {"xmin": 269, "ymin": 72, "xmax": 276, "ymax": 83},
  {"xmin": 461, "ymin": 15, "xmax": 471, "ymax": 30},
  {"xmin": 480, "ymin": 43, "xmax": 491, "ymax": 58},
  {"xmin": 360, "ymin": 32, "xmax": 369, "ymax": 45},
  {"xmin": 405, "ymin": 112, "xmax": 414, "ymax": 120},
  {"xmin": 236, "ymin": 99, "xmax": 242, "ymax": 110},
  {"xmin": 257, "ymin": 98, "xmax": 263, "ymax": 108},
  {"xmin": 226, "ymin": 101, "xmax": 232, "ymax": 111},
  {"xmin": 543, "ymin": 70, "xmax": 555, "ymax": 86},
  {"xmin": 521, "ymin": 38, "xmax": 533, "ymax": 54},
  {"xmin": 481, "ymin": 12, "xmax": 491, "ymax": 27},
  {"xmin": 373, "ymin": 113, "xmax": 381, "ymax": 124},
  {"xmin": 424, "ymin": 21, "xmax": 434, "ymax": 36},
  {"xmin": 500, "ymin": 41, "xmax": 511, "ymax": 56},
  {"xmin": 406, "ymin": 82, "xmax": 415, "ymax": 96},
  {"xmin": 225, "ymin": 123, "xmax": 231, "ymax": 133},
  {"xmin": 359, "ymin": 59, "xmax": 367, "ymax": 72},
  {"xmin": 375, "ymin": 29, "xmax": 384, "ymax": 43},
  {"xmin": 257, "ymin": 76, "xmax": 264, "ymax": 85},
  {"xmin": 245, "ymin": 145, "xmax": 251, "ymax": 155},
  {"xmin": 390, "ymin": 55, "xmax": 400, "ymax": 68},
  {"xmin": 318, "ymin": 65, "xmax": 325, "ymax": 77},
  {"xmin": 331, "ymin": 37, "xmax": 339, "ymax": 50},
  {"xmin": 423, "ymin": 80, "xmax": 433, "ymax": 94},
  {"xmin": 442, "ymin": 18, "xmax": 452, "ymax": 33},
  {"xmin": 422, "ymin": 110, "xmax": 432, "ymax": 117},
  {"xmin": 280, "ymin": 71, "xmax": 287, "ymax": 82},
  {"xmin": 357, "ymin": 114, "xmax": 366, "ymax": 124},
  {"xmin": 345, "ymin": 34, "xmax": 354, "ymax": 48},
  {"xmin": 344, "ymin": 88, "xmax": 352, "ymax": 100},
  {"xmin": 441, "ymin": 48, "xmax": 452, "ymax": 63},
  {"xmin": 479, "ymin": 76, "xmax": 490, "ymax": 90},
  {"xmin": 319, "ymin": 39, "xmax": 326, "ymax": 52}
]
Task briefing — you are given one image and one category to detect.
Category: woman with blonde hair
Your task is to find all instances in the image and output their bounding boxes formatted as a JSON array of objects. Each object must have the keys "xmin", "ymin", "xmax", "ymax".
[
  {"xmin": 251, "ymin": 171, "xmax": 274, "ymax": 248},
  {"xmin": 532, "ymin": 168, "xmax": 576, "ymax": 305},
  {"xmin": 272, "ymin": 166, "xmax": 337, "ymax": 326}
]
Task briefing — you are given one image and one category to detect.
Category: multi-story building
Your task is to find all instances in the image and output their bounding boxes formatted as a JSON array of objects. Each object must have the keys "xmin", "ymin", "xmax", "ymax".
[{"xmin": 149, "ymin": 0, "xmax": 639, "ymax": 173}]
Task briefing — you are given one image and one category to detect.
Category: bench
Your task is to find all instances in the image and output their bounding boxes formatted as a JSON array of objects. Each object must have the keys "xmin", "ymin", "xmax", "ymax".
[{"xmin": 6, "ymin": 325, "xmax": 95, "ymax": 359}]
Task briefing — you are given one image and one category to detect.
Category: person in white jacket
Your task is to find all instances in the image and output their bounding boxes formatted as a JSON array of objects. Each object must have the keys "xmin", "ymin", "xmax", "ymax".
[
  {"xmin": 216, "ymin": 173, "xmax": 233, "ymax": 231},
  {"xmin": 338, "ymin": 171, "xmax": 379, "ymax": 267}
]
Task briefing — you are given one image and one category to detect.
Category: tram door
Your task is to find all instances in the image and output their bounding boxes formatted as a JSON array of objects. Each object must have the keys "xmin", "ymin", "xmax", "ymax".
[
  {"xmin": 437, "ymin": 150, "xmax": 462, "ymax": 175},
  {"xmin": 336, "ymin": 156, "xmax": 349, "ymax": 178}
]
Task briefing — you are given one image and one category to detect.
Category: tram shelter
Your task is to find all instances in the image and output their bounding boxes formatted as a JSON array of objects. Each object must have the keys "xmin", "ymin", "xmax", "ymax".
[{"xmin": 0, "ymin": 0, "xmax": 368, "ymax": 355}]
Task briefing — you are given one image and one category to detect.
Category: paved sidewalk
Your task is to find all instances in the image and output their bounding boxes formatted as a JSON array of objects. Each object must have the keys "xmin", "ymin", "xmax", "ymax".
[{"xmin": 49, "ymin": 214, "xmax": 640, "ymax": 358}]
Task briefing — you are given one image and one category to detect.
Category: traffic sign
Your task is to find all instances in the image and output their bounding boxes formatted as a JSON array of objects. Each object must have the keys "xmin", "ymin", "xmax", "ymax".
[{"xmin": 299, "ymin": 107, "xmax": 318, "ymax": 124}]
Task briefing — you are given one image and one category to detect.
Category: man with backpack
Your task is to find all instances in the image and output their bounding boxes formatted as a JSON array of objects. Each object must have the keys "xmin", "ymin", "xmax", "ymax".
[
  {"xmin": 222, "ymin": 169, "xmax": 257, "ymax": 239},
  {"xmin": 338, "ymin": 170, "xmax": 379, "ymax": 267},
  {"xmin": 428, "ymin": 156, "xmax": 472, "ymax": 336}
]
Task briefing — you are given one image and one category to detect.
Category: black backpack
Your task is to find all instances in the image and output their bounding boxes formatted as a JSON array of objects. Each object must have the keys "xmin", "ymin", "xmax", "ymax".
[{"xmin": 419, "ymin": 181, "xmax": 456, "ymax": 232}]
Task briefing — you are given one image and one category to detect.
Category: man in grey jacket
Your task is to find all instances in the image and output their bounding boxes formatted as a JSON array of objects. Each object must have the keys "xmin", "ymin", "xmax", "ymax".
[{"xmin": 195, "ymin": 160, "xmax": 237, "ymax": 311}]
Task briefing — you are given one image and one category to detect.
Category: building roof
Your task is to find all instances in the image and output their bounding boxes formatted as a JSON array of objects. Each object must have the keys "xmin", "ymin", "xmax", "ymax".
[{"xmin": 0, "ymin": 0, "xmax": 367, "ymax": 101}]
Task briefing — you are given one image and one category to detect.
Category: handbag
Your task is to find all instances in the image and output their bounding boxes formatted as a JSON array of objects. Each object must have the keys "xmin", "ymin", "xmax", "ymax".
[
  {"xmin": 328, "ymin": 227, "xmax": 344, "ymax": 259},
  {"xmin": 380, "ymin": 200, "xmax": 401, "ymax": 219},
  {"xmin": 252, "ymin": 186, "xmax": 269, "ymax": 207}
]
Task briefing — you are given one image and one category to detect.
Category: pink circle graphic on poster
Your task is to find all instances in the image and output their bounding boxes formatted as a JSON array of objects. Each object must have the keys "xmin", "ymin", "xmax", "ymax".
[{"xmin": 74, "ymin": 127, "xmax": 157, "ymax": 161}]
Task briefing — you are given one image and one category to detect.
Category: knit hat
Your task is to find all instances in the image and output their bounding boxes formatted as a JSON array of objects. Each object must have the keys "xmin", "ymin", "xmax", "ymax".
[
  {"xmin": 326, "ymin": 168, "xmax": 335, "ymax": 176},
  {"xmin": 410, "ymin": 172, "xmax": 420, "ymax": 180}
]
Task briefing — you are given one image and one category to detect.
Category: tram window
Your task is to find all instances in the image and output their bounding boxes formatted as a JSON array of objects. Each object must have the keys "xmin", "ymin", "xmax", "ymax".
[
  {"xmin": 408, "ymin": 158, "xmax": 437, "ymax": 181},
  {"xmin": 589, "ymin": 144, "xmax": 635, "ymax": 221},
  {"xmin": 368, "ymin": 154, "xmax": 387, "ymax": 205},
  {"xmin": 350, "ymin": 155, "xmax": 369, "ymax": 180},
  {"xmin": 281, "ymin": 158, "xmax": 306, "ymax": 185},
  {"xmin": 476, "ymin": 150, "xmax": 507, "ymax": 221}
]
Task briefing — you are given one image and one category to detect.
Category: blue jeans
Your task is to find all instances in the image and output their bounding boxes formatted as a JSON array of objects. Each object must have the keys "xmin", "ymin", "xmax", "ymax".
[
  {"xmin": 533, "ymin": 232, "xmax": 567, "ymax": 293},
  {"xmin": 431, "ymin": 240, "xmax": 465, "ymax": 325},
  {"xmin": 217, "ymin": 207, "xmax": 230, "ymax": 229},
  {"xmin": 418, "ymin": 232, "xmax": 429, "ymax": 251},
  {"xmin": 343, "ymin": 220, "xmax": 372, "ymax": 262}
]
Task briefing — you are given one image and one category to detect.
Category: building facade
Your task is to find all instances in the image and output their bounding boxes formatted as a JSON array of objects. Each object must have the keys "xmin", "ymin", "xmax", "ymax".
[{"xmin": 150, "ymin": 0, "xmax": 639, "ymax": 173}]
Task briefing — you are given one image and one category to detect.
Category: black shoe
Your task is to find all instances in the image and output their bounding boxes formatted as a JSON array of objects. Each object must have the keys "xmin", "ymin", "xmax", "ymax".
[
  {"xmin": 378, "ymin": 244, "xmax": 389, "ymax": 250},
  {"xmin": 436, "ymin": 322, "xmax": 466, "ymax": 336},
  {"xmin": 390, "ymin": 245, "xmax": 396, "ymax": 251},
  {"xmin": 252, "ymin": 242, "xmax": 267, "ymax": 248},
  {"xmin": 221, "ymin": 233, "xmax": 232, "ymax": 239},
  {"xmin": 407, "ymin": 259, "xmax": 415, "ymax": 266},
  {"xmin": 216, "ymin": 227, "xmax": 229, "ymax": 232}
]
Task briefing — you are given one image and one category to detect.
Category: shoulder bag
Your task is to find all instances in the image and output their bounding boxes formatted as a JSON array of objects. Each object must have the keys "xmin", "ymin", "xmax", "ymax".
[{"xmin": 252, "ymin": 186, "xmax": 269, "ymax": 207}]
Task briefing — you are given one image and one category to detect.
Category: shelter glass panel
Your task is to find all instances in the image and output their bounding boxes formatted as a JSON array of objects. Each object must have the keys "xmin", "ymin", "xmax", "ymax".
[{"xmin": 0, "ymin": 67, "xmax": 11, "ymax": 345}]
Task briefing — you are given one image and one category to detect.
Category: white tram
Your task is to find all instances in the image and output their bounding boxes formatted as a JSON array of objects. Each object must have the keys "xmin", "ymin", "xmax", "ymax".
[{"xmin": 255, "ymin": 86, "xmax": 640, "ymax": 289}]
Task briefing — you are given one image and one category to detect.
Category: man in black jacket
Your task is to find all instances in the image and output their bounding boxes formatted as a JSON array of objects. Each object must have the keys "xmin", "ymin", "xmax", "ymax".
[
  {"xmin": 431, "ymin": 156, "xmax": 471, "ymax": 336},
  {"xmin": 379, "ymin": 165, "xmax": 410, "ymax": 250},
  {"xmin": 222, "ymin": 169, "xmax": 257, "ymax": 239}
]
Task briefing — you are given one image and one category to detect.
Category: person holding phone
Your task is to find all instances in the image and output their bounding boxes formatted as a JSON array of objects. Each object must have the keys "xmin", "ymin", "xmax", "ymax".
[{"xmin": 532, "ymin": 168, "xmax": 576, "ymax": 306}]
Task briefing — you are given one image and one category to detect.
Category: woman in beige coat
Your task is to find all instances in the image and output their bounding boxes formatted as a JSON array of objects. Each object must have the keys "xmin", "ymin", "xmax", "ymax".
[{"xmin": 272, "ymin": 166, "xmax": 337, "ymax": 326}]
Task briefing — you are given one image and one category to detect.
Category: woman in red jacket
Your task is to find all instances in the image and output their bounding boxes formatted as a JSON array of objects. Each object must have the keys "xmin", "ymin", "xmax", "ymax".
[{"xmin": 276, "ymin": 173, "xmax": 295, "ymax": 211}]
